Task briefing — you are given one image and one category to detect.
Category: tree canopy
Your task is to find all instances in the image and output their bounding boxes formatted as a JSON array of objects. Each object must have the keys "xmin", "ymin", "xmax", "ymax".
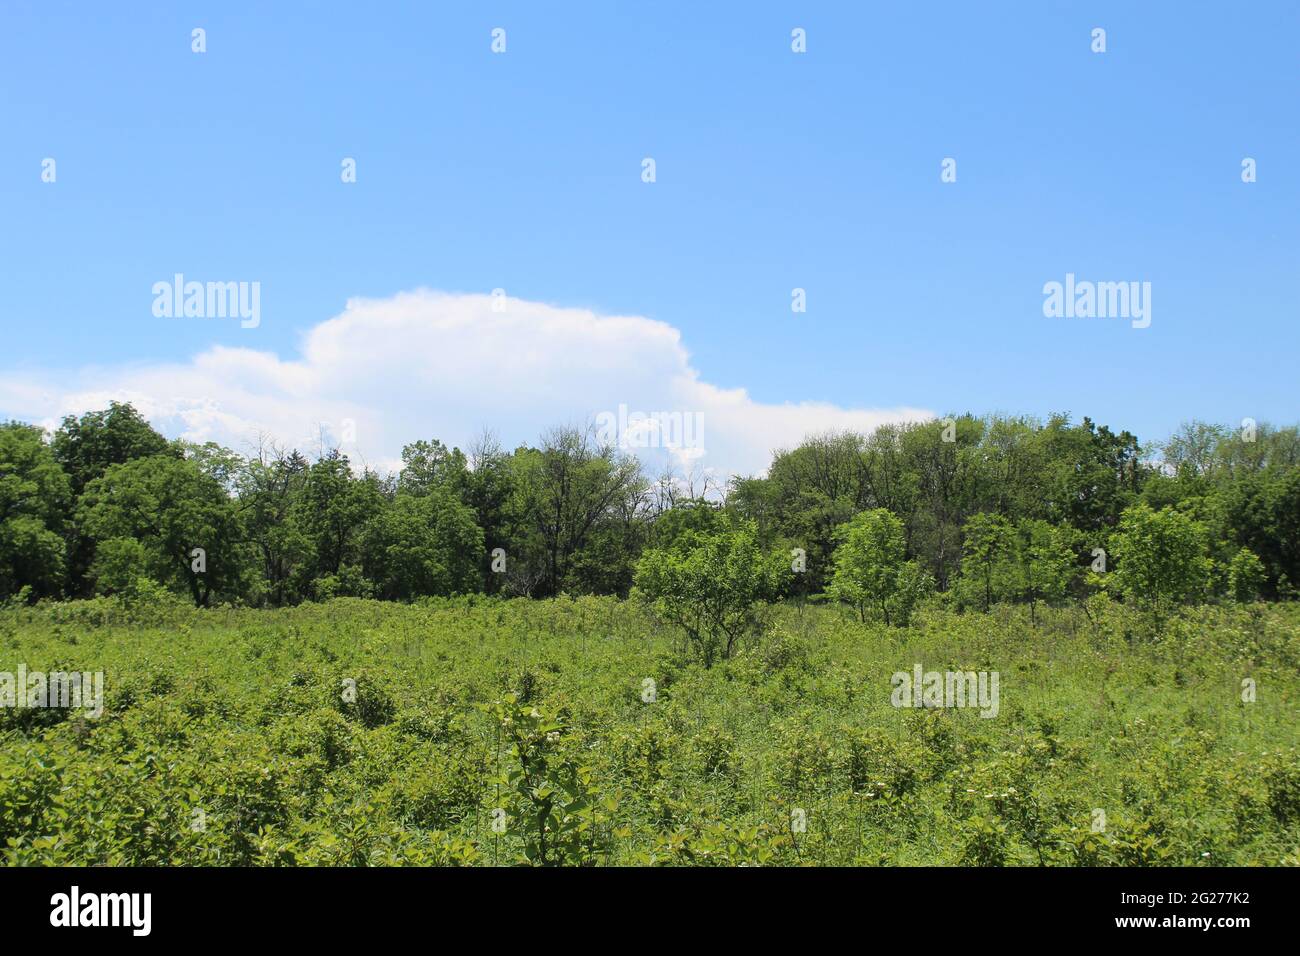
[{"xmin": 0, "ymin": 404, "xmax": 1291, "ymax": 622}]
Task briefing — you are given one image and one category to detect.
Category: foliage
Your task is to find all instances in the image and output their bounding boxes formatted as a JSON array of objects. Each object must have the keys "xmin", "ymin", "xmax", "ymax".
[
  {"xmin": 1, "ymin": 597, "xmax": 1297, "ymax": 866},
  {"xmin": 1014, "ymin": 520, "xmax": 1077, "ymax": 624},
  {"xmin": 484, "ymin": 694, "xmax": 618, "ymax": 865},
  {"xmin": 78, "ymin": 456, "xmax": 245, "ymax": 606},
  {"xmin": 360, "ymin": 491, "xmax": 483, "ymax": 600},
  {"xmin": 1227, "ymin": 548, "xmax": 1266, "ymax": 603},
  {"xmin": 826, "ymin": 508, "xmax": 933, "ymax": 626},
  {"xmin": 1, "ymin": 401, "xmax": 1298, "ymax": 623},
  {"xmin": 0, "ymin": 423, "xmax": 71, "ymax": 600},
  {"xmin": 828, "ymin": 508, "xmax": 905, "ymax": 623},
  {"xmin": 1110, "ymin": 503, "xmax": 1212, "ymax": 625},
  {"xmin": 954, "ymin": 513, "xmax": 1018, "ymax": 612},
  {"xmin": 633, "ymin": 525, "xmax": 789, "ymax": 665}
]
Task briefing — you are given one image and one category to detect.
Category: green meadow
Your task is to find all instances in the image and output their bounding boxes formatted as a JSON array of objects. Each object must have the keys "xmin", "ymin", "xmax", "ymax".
[{"xmin": 2, "ymin": 595, "xmax": 1296, "ymax": 866}]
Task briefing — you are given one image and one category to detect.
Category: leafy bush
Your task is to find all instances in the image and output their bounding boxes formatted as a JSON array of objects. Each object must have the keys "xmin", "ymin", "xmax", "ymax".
[{"xmin": 633, "ymin": 525, "xmax": 788, "ymax": 665}]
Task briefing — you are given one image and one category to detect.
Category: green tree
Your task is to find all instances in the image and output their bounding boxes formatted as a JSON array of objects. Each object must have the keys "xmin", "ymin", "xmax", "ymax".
[
  {"xmin": 762, "ymin": 432, "xmax": 872, "ymax": 591},
  {"xmin": 887, "ymin": 559, "xmax": 933, "ymax": 628},
  {"xmin": 956, "ymin": 513, "xmax": 1018, "ymax": 612},
  {"xmin": 88, "ymin": 536, "xmax": 159, "ymax": 600},
  {"xmin": 460, "ymin": 432, "xmax": 524, "ymax": 593},
  {"xmin": 724, "ymin": 474, "xmax": 783, "ymax": 547},
  {"xmin": 647, "ymin": 497, "xmax": 723, "ymax": 549},
  {"xmin": 1014, "ymin": 519, "xmax": 1076, "ymax": 625},
  {"xmin": 237, "ymin": 446, "xmax": 313, "ymax": 605},
  {"xmin": 294, "ymin": 452, "xmax": 384, "ymax": 580},
  {"xmin": 78, "ymin": 455, "xmax": 245, "ymax": 606},
  {"xmin": 0, "ymin": 423, "xmax": 71, "ymax": 599},
  {"xmin": 1227, "ymin": 547, "xmax": 1266, "ymax": 603},
  {"xmin": 827, "ymin": 508, "xmax": 908, "ymax": 624},
  {"xmin": 51, "ymin": 402, "xmax": 174, "ymax": 496},
  {"xmin": 52, "ymin": 402, "xmax": 176, "ymax": 596},
  {"xmin": 361, "ymin": 491, "xmax": 483, "ymax": 600},
  {"xmin": 1036, "ymin": 415, "xmax": 1144, "ymax": 534},
  {"xmin": 514, "ymin": 427, "xmax": 644, "ymax": 596},
  {"xmin": 899, "ymin": 416, "xmax": 985, "ymax": 591},
  {"xmin": 633, "ymin": 525, "xmax": 788, "ymax": 665},
  {"xmin": 398, "ymin": 439, "xmax": 470, "ymax": 498},
  {"xmin": 1110, "ymin": 503, "xmax": 1211, "ymax": 626},
  {"xmin": 1225, "ymin": 469, "xmax": 1300, "ymax": 597}
]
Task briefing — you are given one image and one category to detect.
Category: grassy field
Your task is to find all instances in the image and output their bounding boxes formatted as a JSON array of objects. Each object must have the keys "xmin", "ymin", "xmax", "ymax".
[{"xmin": 2, "ymin": 595, "xmax": 1298, "ymax": 866}]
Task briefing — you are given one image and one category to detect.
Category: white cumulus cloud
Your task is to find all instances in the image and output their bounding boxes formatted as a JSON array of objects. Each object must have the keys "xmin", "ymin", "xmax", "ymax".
[{"xmin": 0, "ymin": 290, "xmax": 933, "ymax": 479}]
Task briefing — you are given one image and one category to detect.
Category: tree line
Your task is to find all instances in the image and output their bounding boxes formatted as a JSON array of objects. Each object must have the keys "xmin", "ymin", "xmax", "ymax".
[{"xmin": 1, "ymin": 403, "xmax": 1296, "ymax": 615}]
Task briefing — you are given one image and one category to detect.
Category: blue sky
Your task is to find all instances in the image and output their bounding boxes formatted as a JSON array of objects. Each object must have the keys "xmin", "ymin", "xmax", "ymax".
[{"xmin": 2, "ymin": 1, "xmax": 1296, "ymax": 476}]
